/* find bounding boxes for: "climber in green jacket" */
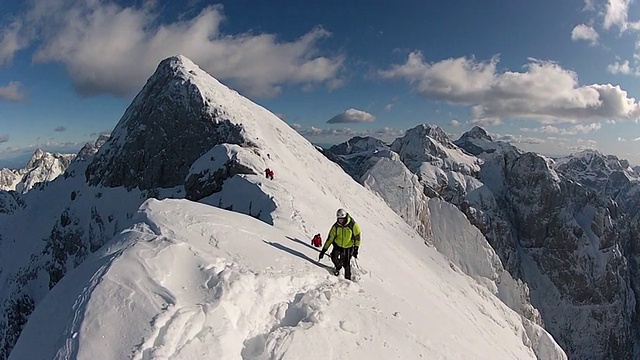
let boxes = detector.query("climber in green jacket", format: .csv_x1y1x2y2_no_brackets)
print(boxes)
319,208,361,280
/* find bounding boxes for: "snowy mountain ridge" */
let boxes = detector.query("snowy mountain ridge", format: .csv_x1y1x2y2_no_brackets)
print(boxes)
1,55,565,359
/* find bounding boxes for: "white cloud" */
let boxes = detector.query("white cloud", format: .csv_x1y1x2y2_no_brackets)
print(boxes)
296,126,403,138
450,119,461,127
520,123,602,135
571,24,600,44
327,108,376,124
2,1,344,98
607,60,636,74
633,137,640,141
0,81,26,102
618,136,627,141
584,0,596,11
496,134,545,145
384,103,394,111
469,117,502,127
0,134,9,144
380,52,640,123
603,0,640,31
0,21,26,65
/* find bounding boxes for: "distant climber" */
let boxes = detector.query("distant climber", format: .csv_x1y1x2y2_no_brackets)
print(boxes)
319,208,361,280
311,233,322,248
264,168,274,180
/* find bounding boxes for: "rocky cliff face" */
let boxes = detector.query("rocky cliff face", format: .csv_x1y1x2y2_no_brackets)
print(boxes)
322,127,543,330
454,127,640,360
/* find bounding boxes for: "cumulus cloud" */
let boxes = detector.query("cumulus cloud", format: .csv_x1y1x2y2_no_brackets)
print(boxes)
327,108,376,123
607,60,640,75
608,60,632,74
54,126,67,132
384,103,394,111
0,82,26,102
450,119,461,127
618,136,627,141
571,24,600,44
1,1,344,98
0,134,9,143
380,51,640,123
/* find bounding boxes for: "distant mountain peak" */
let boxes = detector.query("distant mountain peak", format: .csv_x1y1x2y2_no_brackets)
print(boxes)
460,126,492,142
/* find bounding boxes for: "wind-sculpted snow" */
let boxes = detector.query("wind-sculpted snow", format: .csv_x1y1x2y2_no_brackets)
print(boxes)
10,199,565,360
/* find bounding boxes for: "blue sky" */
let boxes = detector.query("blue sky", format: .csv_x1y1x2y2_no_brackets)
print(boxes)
2,0,640,167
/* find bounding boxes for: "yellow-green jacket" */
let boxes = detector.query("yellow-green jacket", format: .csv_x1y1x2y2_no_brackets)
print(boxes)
322,214,361,251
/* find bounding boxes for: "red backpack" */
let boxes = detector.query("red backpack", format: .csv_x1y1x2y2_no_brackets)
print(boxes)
311,234,322,247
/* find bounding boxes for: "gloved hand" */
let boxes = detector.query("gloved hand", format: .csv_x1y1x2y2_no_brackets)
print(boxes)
319,251,325,260
352,246,359,258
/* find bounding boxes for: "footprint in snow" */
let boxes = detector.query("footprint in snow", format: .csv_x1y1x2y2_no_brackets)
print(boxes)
339,320,358,334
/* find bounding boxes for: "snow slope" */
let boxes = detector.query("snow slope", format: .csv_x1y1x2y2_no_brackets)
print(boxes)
7,55,565,359
12,199,565,359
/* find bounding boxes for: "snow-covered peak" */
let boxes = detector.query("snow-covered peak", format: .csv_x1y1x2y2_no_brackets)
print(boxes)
390,124,481,176
454,127,520,159
460,126,493,142
327,136,388,155
552,149,638,188
0,149,75,193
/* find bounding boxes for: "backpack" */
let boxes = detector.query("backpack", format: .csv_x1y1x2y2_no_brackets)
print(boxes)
311,234,322,247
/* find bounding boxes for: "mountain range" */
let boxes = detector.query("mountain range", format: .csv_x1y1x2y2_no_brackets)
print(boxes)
324,125,640,359
2,54,631,359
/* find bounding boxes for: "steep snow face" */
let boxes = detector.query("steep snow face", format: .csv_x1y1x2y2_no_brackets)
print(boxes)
360,151,433,242
0,149,75,193
428,199,542,325
3,55,566,359
11,199,565,360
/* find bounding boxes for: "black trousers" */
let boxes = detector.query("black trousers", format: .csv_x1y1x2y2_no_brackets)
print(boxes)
331,245,353,279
